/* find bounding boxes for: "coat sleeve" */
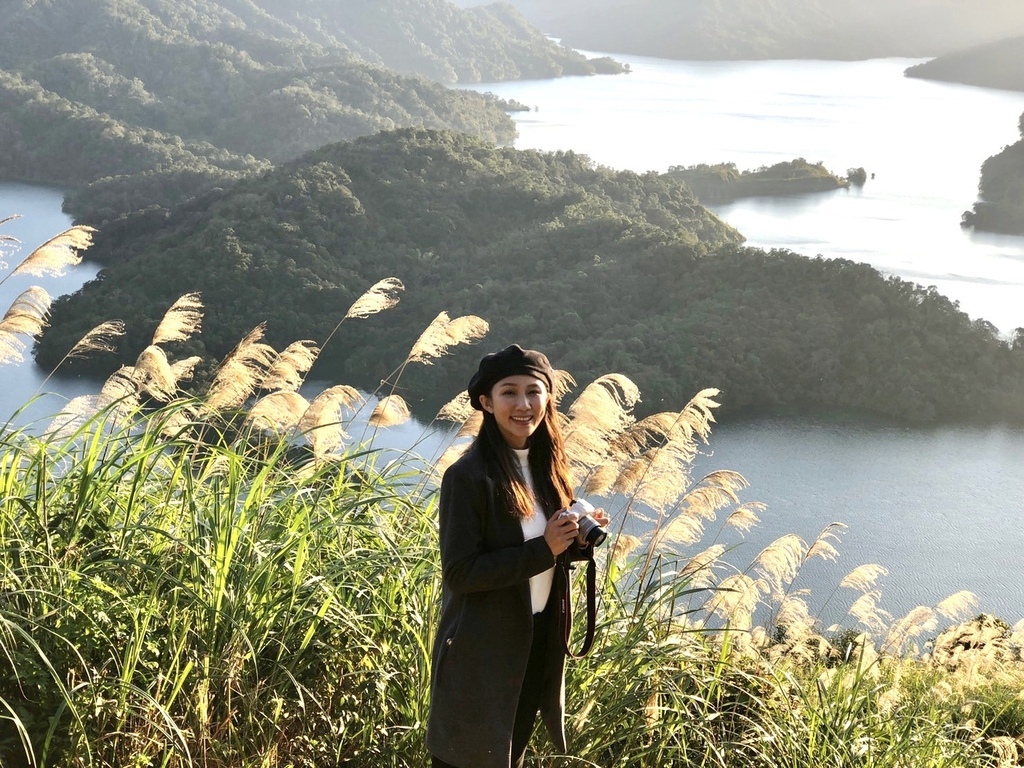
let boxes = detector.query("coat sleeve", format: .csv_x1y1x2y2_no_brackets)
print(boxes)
439,461,555,595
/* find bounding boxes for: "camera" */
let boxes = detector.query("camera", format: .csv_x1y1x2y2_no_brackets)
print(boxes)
563,498,607,547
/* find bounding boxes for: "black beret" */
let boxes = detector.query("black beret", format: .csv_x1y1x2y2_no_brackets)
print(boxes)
467,344,554,410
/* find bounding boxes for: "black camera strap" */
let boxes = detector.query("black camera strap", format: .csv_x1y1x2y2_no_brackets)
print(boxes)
557,553,598,658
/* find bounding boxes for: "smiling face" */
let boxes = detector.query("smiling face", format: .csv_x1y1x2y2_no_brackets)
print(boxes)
478,374,550,449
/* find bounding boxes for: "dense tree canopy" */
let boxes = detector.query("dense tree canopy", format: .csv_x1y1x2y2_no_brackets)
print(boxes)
251,0,623,82
36,129,1024,424
665,160,850,204
0,70,268,191
961,112,1024,235
0,0,622,224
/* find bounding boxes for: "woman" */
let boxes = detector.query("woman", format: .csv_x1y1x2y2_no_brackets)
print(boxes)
426,344,609,768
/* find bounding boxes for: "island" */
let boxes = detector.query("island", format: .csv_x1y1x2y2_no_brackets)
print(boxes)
35,130,1024,426
664,160,856,204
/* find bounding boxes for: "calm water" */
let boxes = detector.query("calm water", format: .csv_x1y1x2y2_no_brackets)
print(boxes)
690,415,1024,625
470,56,1024,335
4,55,1024,623
0,183,100,427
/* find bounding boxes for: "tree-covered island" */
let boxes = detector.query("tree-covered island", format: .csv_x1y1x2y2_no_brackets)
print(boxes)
665,160,854,204
34,129,1024,425
2,0,1022,426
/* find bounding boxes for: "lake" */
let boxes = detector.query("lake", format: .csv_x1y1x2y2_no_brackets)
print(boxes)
3,54,1024,626
0,182,100,427
470,55,1024,336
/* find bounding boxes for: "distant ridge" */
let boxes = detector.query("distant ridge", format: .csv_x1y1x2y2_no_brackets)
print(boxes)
461,0,1024,61
905,35,1024,93
0,0,621,222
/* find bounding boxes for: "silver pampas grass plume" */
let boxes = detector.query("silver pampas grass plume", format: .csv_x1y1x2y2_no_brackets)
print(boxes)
344,277,404,320
5,225,96,283
135,345,179,401
152,292,203,345
67,320,126,359
406,311,489,365
261,340,320,393
205,324,277,411
299,385,364,458
247,391,311,433
368,394,411,428
0,286,51,364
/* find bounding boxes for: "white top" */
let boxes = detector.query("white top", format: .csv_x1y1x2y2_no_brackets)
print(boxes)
513,448,555,613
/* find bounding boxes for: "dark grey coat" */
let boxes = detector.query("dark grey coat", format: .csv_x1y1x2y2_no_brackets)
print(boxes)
426,447,589,768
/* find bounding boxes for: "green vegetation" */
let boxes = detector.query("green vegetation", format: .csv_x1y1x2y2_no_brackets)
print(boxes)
249,0,623,82
34,129,1024,425
3,337,1024,765
0,0,622,226
666,159,851,204
906,35,1024,93
5,225,1024,766
962,112,1024,235
1,0,616,87
490,0,1024,60
0,70,269,204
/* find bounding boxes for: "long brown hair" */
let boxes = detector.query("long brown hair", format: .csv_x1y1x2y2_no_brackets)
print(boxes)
474,395,574,520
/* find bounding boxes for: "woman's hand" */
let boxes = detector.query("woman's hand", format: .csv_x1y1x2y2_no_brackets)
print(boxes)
544,510,580,556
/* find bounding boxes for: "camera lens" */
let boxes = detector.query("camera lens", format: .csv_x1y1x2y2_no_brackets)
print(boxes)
578,515,607,547
569,499,607,547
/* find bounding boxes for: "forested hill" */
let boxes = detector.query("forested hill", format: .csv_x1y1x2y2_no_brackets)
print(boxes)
962,112,1024,236
905,36,1024,93
0,0,619,224
0,0,615,86
248,0,622,82
37,130,1024,425
471,0,1024,61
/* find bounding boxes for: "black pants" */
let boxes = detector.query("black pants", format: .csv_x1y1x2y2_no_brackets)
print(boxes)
432,606,553,768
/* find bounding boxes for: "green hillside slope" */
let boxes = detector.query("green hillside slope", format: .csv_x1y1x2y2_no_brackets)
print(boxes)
251,0,622,81
0,0,621,223
36,130,1024,424
962,112,1024,236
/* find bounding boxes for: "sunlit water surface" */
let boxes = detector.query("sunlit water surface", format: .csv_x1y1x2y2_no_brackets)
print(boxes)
0,183,99,428
468,55,1024,334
